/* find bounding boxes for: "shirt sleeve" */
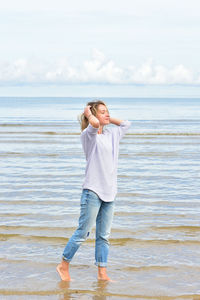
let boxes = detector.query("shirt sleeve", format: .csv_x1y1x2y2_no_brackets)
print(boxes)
80,124,98,160
116,120,131,140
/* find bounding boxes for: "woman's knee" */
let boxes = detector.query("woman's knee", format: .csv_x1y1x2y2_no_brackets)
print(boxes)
96,232,110,243
73,228,91,243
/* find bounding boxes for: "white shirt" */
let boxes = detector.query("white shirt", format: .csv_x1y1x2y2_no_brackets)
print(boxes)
81,120,131,202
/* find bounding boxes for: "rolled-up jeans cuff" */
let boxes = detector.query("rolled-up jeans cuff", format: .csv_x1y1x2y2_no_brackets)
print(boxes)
95,262,107,267
62,255,71,262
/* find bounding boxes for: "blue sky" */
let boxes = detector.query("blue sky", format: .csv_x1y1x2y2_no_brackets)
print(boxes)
0,0,200,97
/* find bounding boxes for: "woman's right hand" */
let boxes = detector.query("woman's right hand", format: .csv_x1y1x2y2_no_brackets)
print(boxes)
84,105,92,119
83,105,99,128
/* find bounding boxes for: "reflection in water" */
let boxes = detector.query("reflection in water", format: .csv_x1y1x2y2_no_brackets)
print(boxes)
58,279,110,300
58,280,71,300
92,280,109,300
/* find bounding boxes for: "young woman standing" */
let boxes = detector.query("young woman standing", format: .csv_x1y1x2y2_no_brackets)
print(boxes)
57,100,131,281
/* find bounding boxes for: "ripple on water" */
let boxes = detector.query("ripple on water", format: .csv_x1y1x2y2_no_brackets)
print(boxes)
1,101,200,298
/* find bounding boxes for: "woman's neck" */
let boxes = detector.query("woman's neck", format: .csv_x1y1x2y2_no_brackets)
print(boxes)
98,125,103,134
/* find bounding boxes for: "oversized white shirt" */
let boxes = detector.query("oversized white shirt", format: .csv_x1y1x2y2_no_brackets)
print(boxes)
81,120,131,202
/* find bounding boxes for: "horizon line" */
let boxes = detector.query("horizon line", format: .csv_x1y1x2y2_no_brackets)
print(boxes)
0,96,200,99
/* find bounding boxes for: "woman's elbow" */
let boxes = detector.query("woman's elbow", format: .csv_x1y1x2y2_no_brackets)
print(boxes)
92,120,100,128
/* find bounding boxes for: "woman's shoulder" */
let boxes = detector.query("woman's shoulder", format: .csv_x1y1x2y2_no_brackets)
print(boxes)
81,124,99,137
103,126,118,137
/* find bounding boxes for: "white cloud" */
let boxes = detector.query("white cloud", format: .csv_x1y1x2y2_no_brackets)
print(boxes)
169,65,193,84
0,49,199,86
80,49,124,84
128,60,194,85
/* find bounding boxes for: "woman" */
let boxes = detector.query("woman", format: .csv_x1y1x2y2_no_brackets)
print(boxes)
57,100,131,281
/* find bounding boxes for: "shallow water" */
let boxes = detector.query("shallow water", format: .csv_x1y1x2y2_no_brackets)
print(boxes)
0,97,200,299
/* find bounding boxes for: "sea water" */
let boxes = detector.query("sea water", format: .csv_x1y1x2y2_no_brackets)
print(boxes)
0,97,200,299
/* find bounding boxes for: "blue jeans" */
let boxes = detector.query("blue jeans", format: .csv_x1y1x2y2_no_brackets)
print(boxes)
62,189,115,267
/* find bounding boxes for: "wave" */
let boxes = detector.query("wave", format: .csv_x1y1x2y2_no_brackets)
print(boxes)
0,131,79,135
0,152,61,157
1,130,200,136
0,152,60,157
0,200,69,205
0,123,74,127
1,224,200,232
126,133,200,136
0,288,199,299
2,257,200,273
1,233,200,246
150,225,200,232
123,265,200,272
0,225,75,232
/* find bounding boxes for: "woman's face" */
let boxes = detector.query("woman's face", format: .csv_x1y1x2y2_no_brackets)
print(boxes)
96,104,110,126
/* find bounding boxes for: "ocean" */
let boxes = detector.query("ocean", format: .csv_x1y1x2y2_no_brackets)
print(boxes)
0,97,200,299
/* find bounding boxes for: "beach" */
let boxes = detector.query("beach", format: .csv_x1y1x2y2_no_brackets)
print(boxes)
0,97,200,299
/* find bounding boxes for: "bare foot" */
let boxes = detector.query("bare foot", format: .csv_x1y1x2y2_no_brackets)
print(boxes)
98,267,112,281
56,260,71,281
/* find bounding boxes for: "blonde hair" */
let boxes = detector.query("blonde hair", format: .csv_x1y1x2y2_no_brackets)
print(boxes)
79,100,108,131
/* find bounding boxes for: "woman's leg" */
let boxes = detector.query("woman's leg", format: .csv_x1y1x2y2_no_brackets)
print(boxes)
95,200,115,280
57,189,101,281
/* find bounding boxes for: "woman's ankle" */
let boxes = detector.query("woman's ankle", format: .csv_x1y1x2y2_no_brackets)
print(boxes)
61,259,70,268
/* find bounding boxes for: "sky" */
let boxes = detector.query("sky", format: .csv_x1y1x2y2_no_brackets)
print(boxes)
0,0,200,97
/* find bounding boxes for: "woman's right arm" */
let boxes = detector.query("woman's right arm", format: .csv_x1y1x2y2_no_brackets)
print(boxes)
81,106,99,159
84,105,99,128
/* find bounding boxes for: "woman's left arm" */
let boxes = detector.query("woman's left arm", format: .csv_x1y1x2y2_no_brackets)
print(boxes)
109,117,131,139
109,117,124,126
